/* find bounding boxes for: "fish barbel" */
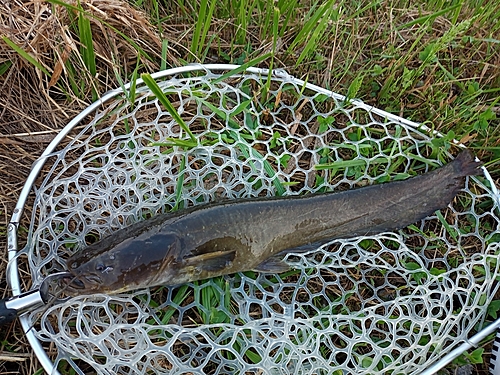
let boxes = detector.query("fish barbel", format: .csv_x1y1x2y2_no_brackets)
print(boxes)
63,150,481,295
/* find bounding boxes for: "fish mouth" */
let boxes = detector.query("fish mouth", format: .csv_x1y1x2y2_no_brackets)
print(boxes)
59,274,102,295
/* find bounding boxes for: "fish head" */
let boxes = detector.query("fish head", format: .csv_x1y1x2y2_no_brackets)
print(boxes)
62,232,181,295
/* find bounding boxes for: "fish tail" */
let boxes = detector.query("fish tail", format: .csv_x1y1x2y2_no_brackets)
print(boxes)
451,149,482,178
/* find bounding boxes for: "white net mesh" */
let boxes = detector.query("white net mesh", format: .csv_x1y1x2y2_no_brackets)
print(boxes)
16,66,500,374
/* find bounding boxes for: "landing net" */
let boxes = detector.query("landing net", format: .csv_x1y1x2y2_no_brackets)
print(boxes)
9,65,500,374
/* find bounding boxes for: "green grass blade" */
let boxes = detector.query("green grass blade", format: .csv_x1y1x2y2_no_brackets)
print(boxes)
112,54,139,114
435,210,459,243
191,0,216,58
173,155,187,211
201,0,217,55
200,33,218,62
232,99,252,116
287,0,336,65
150,138,201,148
1,36,50,75
160,39,168,71
287,2,325,51
191,0,207,57
212,52,272,84
77,3,96,77
64,57,83,98
296,2,335,65
151,0,162,35
397,3,462,29
113,70,131,133
315,156,391,172
129,56,140,106
199,99,240,129
345,74,365,103
236,0,248,44
263,6,280,100
237,142,286,196
141,73,196,142
160,285,191,324
0,60,13,75
277,0,298,37
244,348,262,364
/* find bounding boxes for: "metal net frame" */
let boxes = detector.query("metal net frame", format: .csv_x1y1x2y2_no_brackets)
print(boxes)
6,64,500,375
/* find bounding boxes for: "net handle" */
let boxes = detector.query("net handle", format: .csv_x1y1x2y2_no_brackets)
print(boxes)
491,328,500,374
419,319,500,375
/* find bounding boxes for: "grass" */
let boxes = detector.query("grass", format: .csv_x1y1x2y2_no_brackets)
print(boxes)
0,0,499,374
142,72,196,141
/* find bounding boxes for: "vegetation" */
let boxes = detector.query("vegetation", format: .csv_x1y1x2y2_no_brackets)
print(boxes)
0,0,498,374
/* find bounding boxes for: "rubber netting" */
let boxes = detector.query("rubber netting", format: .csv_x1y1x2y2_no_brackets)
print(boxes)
18,67,500,374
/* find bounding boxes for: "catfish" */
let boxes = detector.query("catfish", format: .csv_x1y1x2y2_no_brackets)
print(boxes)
63,150,481,295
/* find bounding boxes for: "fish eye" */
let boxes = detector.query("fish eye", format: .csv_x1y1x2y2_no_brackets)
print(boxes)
96,263,105,272
71,262,78,269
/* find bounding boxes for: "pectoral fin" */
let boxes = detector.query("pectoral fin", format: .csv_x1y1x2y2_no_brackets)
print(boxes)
253,256,290,273
253,242,327,273
183,250,236,272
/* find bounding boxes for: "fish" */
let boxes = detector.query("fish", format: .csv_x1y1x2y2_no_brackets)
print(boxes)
62,149,482,295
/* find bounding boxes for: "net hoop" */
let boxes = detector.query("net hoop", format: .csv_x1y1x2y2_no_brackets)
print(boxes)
6,64,500,375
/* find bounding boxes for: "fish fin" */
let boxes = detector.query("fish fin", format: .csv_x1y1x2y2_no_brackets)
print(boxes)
286,242,326,254
253,256,290,273
183,250,236,272
453,149,482,177
274,240,335,257
254,241,331,273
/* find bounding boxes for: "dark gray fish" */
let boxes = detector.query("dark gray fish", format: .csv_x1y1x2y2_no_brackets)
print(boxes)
63,150,481,295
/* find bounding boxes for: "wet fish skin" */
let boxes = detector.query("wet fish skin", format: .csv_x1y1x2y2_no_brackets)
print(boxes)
64,150,482,295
